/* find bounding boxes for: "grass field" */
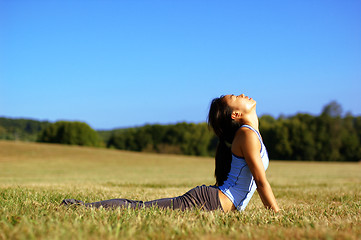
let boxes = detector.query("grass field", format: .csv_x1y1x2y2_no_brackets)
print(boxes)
0,140,360,240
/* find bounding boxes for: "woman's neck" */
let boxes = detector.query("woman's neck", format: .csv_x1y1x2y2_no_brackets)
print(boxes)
242,111,259,131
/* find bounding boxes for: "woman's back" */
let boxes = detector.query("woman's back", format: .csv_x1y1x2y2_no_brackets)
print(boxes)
218,125,269,211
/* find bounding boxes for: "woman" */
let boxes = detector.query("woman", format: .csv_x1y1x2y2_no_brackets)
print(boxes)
62,94,279,213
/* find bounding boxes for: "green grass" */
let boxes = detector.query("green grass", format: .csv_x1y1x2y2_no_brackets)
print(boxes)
0,140,360,240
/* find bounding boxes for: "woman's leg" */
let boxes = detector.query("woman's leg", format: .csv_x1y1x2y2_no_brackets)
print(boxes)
61,197,180,209
84,197,178,209
61,185,223,211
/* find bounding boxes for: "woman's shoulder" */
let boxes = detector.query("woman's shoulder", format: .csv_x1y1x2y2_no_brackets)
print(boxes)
235,125,258,138
233,126,262,151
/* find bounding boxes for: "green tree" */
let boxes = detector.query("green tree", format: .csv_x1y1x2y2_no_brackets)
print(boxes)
180,123,213,156
321,101,343,117
0,117,50,141
315,108,342,161
0,126,6,138
261,117,292,160
287,114,317,160
38,121,101,147
339,114,361,161
106,122,215,156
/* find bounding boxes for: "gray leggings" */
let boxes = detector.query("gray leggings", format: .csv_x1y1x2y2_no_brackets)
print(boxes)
85,185,223,211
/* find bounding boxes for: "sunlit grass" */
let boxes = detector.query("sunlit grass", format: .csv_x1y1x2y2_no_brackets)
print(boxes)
0,140,360,239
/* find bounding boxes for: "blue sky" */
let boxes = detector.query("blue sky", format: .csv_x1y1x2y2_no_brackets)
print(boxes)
1,0,360,130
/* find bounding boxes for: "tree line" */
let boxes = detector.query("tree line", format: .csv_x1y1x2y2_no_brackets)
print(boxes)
1,101,360,161
106,122,215,156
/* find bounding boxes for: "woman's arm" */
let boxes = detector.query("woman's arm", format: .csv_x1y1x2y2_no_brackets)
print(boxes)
235,128,280,212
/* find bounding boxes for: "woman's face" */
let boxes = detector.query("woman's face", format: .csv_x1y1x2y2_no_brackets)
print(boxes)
223,94,256,115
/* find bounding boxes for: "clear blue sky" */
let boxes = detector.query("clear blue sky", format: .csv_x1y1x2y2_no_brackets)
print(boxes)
1,0,360,130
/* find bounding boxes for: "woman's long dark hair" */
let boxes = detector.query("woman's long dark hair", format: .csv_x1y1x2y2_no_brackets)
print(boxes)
208,96,241,186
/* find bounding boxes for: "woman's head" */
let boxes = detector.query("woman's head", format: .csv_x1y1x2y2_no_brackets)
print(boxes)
208,94,255,143
223,94,256,119
208,94,257,186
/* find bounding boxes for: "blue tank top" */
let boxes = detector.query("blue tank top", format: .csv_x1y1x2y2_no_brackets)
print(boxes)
218,124,269,211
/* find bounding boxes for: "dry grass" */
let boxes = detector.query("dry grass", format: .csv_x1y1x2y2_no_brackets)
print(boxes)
0,140,360,239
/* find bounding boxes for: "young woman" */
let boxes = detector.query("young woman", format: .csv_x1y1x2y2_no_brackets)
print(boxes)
62,94,279,213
